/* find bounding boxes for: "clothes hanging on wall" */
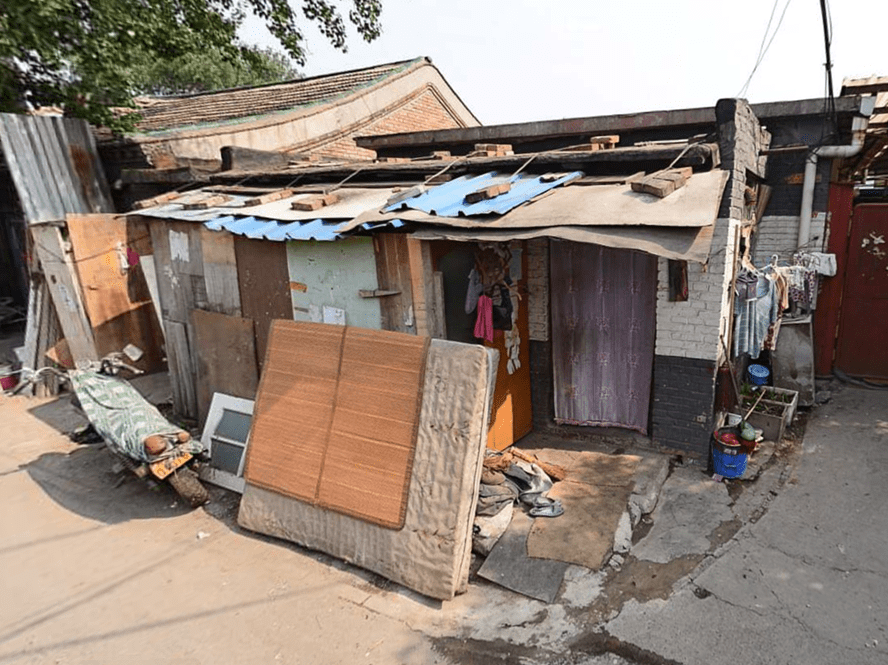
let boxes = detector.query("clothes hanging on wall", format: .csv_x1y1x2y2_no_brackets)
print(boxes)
733,268,780,359
464,268,483,314
474,294,494,342
797,251,837,276
491,283,513,330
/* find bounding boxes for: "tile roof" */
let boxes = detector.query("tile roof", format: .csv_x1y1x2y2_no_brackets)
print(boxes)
132,59,421,134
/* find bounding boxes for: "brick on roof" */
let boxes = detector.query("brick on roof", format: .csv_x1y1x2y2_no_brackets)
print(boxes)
133,59,418,133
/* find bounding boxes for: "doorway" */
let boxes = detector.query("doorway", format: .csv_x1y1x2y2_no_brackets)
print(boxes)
550,242,657,433
432,241,533,450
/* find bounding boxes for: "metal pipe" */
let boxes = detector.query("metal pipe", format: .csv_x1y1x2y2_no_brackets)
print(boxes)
797,102,874,250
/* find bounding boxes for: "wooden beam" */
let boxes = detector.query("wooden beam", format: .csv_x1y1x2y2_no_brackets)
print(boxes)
30,224,98,364
358,289,402,298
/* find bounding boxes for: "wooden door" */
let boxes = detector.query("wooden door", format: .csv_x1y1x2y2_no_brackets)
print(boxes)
433,241,533,450
835,203,888,379
234,237,292,370
550,242,657,433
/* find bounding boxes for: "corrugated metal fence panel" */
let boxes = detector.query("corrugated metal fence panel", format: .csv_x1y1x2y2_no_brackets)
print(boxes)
384,171,583,217
0,113,114,223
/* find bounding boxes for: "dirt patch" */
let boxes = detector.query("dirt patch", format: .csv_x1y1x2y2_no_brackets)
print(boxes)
570,630,683,665
431,636,545,664
707,518,742,548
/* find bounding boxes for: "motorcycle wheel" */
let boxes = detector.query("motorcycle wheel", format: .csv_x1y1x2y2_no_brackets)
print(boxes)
168,466,209,508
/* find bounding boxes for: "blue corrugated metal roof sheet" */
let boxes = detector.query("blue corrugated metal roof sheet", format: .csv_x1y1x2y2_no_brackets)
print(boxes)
383,171,583,217
203,215,403,241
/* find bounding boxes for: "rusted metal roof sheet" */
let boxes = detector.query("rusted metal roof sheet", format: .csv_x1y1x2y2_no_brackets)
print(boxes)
383,171,583,217
0,113,114,224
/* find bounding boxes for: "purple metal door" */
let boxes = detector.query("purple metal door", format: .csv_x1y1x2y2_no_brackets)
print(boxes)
550,242,657,433
835,204,888,379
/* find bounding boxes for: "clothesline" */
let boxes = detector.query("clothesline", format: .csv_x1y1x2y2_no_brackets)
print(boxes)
733,251,834,359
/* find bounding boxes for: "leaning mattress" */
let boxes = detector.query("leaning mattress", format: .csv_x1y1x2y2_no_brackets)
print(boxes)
238,337,498,600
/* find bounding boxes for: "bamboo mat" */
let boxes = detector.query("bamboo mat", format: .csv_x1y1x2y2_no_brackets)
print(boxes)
244,321,429,529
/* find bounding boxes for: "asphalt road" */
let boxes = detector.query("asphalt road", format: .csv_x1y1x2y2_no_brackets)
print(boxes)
1,381,884,665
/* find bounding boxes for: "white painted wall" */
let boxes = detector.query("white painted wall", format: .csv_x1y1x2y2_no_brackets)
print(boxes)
655,218,740,362
753,213,829,265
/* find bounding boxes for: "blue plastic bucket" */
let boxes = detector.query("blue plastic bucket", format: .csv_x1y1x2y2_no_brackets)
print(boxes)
711,430,748,478
747,364,770,386
712,445,748,478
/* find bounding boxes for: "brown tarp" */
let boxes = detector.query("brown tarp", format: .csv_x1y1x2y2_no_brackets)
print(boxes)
243,320,430,530
412,223,715,264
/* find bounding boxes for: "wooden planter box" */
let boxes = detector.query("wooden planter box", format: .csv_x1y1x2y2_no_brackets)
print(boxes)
742,388,798,442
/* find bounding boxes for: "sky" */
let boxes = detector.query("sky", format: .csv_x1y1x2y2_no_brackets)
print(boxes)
238,0,888,126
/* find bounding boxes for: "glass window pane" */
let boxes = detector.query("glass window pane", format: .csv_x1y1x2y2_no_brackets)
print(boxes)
215,409,252,443
211,439,244,474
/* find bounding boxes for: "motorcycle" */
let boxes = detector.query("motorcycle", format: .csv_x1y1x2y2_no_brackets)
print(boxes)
10,348,209,507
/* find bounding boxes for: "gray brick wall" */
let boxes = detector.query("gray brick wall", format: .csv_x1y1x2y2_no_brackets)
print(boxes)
526,238,549,341
651,354,717,458
753,213,829,264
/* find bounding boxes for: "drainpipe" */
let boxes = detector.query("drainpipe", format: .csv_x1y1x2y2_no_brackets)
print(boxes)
797,98,875,250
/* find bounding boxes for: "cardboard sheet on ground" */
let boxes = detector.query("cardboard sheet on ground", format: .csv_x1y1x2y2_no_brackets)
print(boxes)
477,510,568,604
527,452,640,570
238,338,498,600
243,321,429,529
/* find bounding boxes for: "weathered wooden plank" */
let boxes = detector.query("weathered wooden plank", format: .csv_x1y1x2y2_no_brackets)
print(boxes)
200,228,241,316
139,255,165,339
165,320,197,417
234,236,291,369
192,309,258,425
373,234,415,334
432,271,447,340
66,214,165,372
31,223,97,363
406,238,442,338
148,220,182,323
406,237,430,337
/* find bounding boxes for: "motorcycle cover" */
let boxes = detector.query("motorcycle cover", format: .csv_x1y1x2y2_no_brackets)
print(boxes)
68,371,202,463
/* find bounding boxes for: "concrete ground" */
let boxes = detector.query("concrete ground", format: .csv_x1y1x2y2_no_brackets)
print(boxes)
0,382,884,664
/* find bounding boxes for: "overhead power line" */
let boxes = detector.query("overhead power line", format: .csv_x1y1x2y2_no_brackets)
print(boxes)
737,0,794,98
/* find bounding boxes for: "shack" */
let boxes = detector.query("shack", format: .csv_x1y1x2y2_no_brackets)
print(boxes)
130,97,785,461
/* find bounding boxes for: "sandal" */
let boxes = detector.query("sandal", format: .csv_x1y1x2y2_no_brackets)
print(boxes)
529,501,564,518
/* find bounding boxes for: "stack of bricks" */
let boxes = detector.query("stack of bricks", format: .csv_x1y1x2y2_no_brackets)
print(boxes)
472,143,514,157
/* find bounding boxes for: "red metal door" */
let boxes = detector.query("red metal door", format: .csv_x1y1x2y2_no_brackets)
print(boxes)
835,203,888,379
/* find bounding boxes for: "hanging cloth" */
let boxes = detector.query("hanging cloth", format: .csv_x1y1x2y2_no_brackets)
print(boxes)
474,294,494,342
464,268,483,314
491,284,514,330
